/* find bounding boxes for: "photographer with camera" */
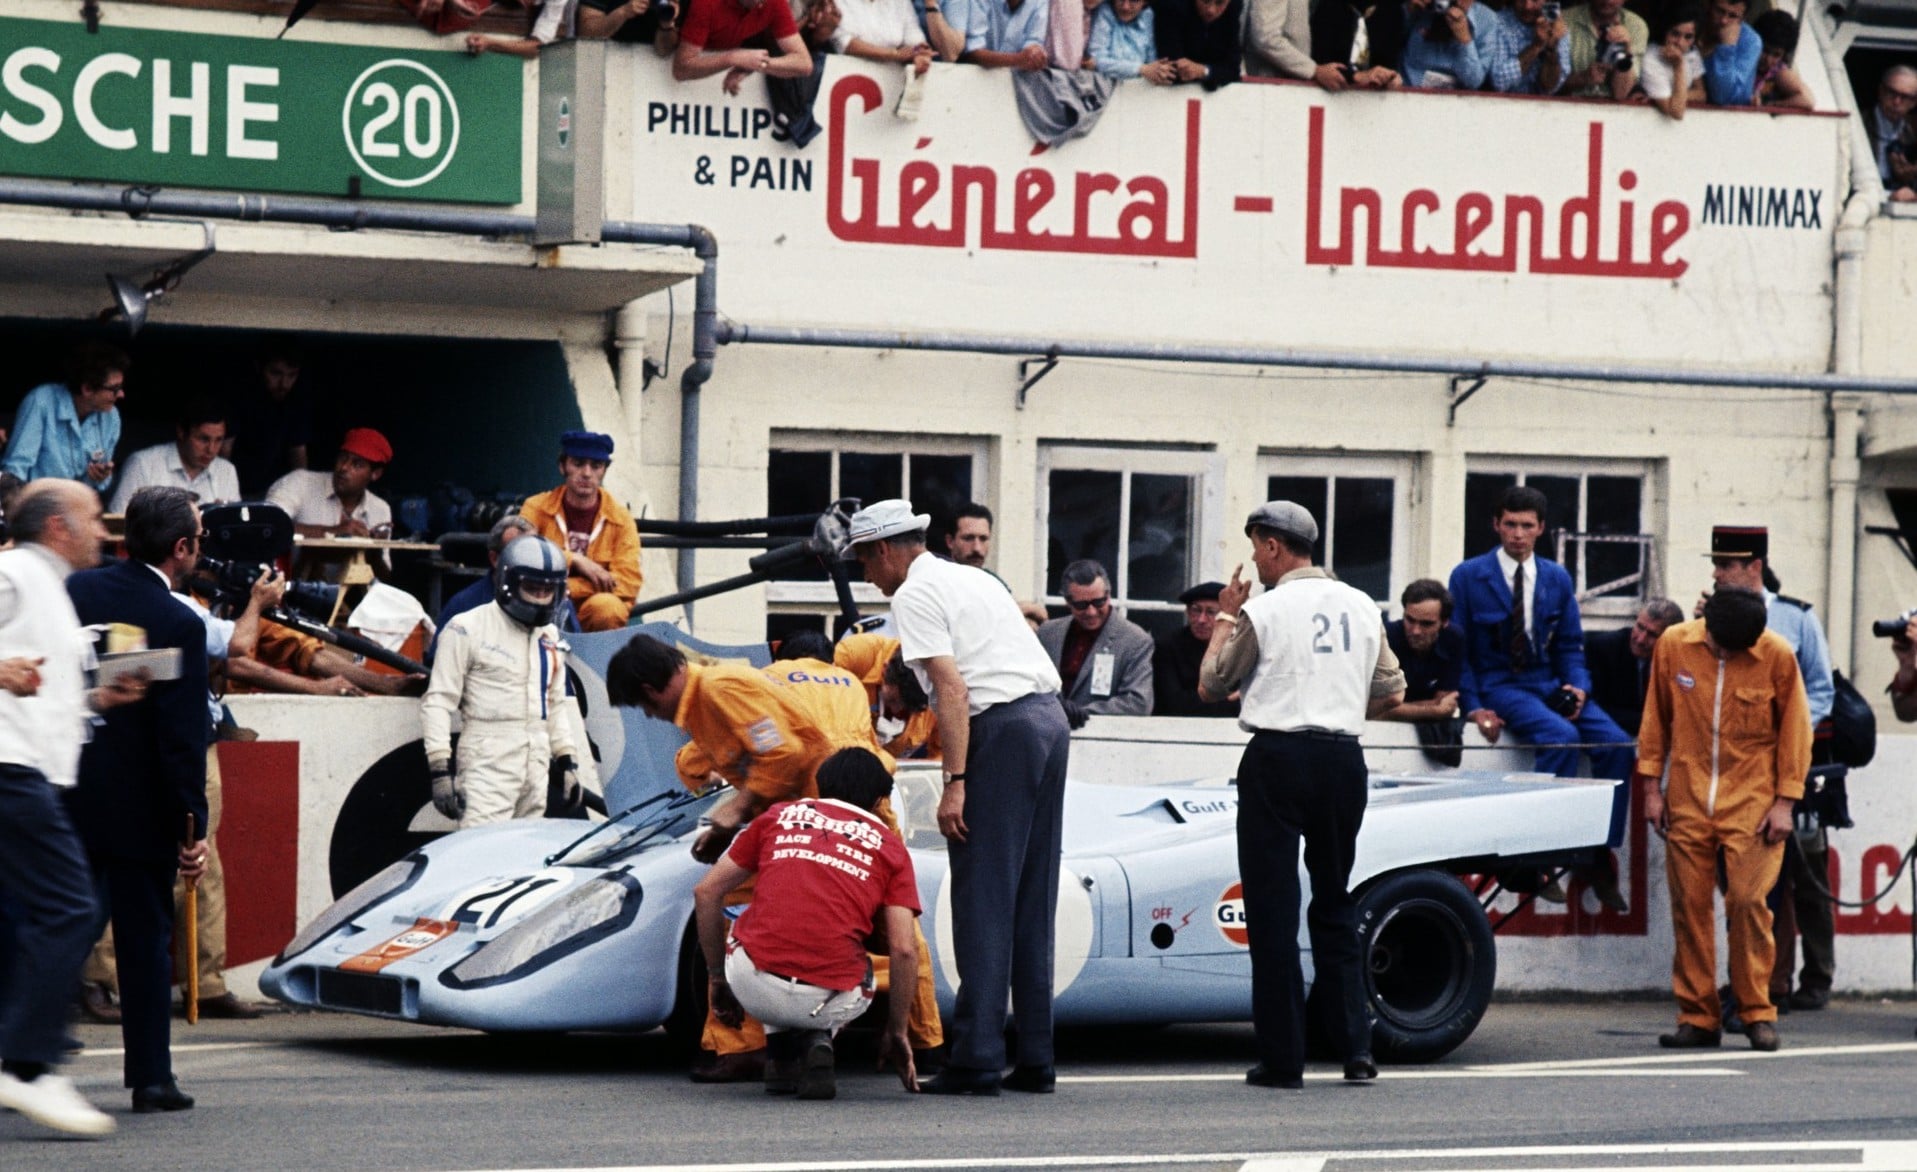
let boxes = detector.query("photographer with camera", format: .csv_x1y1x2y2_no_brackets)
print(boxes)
1485,0,1569,94
1564,0,1642,99
1885,613,1917,724
1401,0,1494,90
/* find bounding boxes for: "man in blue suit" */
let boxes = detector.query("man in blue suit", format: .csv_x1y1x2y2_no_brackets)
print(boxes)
1449,485,1634,905
65,486,211,1114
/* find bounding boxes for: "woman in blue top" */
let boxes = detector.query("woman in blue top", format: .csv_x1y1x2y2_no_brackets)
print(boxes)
1698,0,1759,105
1089,0,1173,80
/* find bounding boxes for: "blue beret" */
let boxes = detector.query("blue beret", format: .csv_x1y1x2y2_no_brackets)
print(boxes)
560,430,614,461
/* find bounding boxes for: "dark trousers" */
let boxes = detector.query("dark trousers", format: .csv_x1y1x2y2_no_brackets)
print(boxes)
0,765,99,1067
90,859,179,1088
946,692,1071,1073
1770,831,1835,1001
1483,681,1635,846
1236,730,1370,1080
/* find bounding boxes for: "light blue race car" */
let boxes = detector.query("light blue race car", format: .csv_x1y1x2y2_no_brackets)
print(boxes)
263,624,1619,1063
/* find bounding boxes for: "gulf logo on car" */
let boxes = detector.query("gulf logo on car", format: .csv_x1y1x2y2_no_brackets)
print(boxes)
1216,883,1249,947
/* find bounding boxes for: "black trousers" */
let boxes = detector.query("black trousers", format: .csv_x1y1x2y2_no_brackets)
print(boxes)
1235,730,1370,1079
90,858,179,1088
0,765,99,1068
946,692,1072,1073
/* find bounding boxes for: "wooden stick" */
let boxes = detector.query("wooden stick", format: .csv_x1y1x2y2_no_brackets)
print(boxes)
184,814,199,1026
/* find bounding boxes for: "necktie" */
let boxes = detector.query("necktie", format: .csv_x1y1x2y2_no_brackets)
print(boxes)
1508,562,1530,669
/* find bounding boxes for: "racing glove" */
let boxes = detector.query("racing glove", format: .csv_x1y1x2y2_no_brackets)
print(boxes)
552,754,582,813
1059,698,1089,730
429,757,464,820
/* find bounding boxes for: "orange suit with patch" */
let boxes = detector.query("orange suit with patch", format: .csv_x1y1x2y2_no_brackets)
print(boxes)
1637,620,1811,1031
518,486,642,631
833,632,941,760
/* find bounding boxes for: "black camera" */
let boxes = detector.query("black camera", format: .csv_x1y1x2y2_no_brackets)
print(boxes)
1544,686,1581,717
1870,608,1917,638
1600,40,1632,70
193,502,335,622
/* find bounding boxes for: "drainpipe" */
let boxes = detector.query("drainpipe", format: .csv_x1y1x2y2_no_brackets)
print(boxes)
1828,396,1865,675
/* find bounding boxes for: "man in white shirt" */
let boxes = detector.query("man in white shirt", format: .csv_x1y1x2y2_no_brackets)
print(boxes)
109,397,241,514
265,428,394,540
0,481,147,1137
847,498,1069,1096
1199,500,1403,1090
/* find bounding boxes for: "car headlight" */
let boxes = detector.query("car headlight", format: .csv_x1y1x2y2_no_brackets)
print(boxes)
276,855,426,965
440,872,642,989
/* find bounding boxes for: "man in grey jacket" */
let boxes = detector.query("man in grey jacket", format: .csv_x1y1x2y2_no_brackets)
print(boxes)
1037,559,1154,721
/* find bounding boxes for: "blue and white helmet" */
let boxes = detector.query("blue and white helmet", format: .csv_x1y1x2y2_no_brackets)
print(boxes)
496,535,568,628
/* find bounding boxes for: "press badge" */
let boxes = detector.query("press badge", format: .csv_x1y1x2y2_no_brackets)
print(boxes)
1089,651,1116,697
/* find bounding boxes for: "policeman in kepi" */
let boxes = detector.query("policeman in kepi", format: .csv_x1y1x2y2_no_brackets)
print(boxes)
422,535,581,827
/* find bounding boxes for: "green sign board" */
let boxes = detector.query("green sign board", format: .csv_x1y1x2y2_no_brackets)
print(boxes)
0,18,522,204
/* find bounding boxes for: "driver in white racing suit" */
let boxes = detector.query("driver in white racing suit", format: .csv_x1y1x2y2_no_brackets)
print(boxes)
422,535,580,827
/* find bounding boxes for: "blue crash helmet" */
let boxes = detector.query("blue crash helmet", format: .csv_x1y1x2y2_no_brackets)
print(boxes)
496,535,569,628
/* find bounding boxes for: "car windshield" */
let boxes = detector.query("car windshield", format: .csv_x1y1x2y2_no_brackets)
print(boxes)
893,765,948,852
545,787,721,868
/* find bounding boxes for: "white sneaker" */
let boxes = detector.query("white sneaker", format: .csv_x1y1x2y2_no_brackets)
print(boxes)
0,1071,116,1137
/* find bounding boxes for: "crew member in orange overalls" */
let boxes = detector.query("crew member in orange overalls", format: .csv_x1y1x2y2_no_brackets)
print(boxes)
606,634,832,1083
1638,587,1810,1054
834,631,941,760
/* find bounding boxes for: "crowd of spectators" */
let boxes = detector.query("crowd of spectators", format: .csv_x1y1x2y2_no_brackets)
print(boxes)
452,0,1844,117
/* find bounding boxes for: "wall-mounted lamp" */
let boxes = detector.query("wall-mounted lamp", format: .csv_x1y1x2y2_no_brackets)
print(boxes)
100,222,217,336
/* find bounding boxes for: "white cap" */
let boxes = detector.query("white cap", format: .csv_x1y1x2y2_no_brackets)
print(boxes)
844,498,932,548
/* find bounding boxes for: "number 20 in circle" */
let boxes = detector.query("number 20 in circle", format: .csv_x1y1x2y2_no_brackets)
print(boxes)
342,60,463,189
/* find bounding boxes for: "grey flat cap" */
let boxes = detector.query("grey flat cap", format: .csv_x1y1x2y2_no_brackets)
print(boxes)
1245,500,1320,544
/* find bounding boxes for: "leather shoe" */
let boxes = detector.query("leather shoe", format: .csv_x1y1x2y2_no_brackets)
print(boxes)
688,1048,767,1083
1245,1064,1303,1089
1657,1023,1722,1049
918,1067,1002,1096
194,992,262,1020
913,1043,948,1076
1746,1021,1780,1052
1343,1054,1378,1083
1788,988,1830,1011
131,1078,194,1113
79,982,120,1025
1003,1064,1055,1093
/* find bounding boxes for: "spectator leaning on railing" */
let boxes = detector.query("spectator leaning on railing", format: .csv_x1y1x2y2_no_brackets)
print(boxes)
1484,0,1569,95
1564,0,1644,99
1310,0,1405,89
1638,4,1705,119
1401,0,1494,91
1245,0,1348,90
673,0,814,95
946,0,1052,70
1699,0,1759,105
1090,0,1169,81
1152,0,1243,89
1868,65,1917,202
832,0,936,71
1047,0,1099,70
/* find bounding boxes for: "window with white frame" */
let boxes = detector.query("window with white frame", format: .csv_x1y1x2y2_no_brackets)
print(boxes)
764,433,987,640
1259,454,1414,606
1037,445,1223,637
1463,460,1656,616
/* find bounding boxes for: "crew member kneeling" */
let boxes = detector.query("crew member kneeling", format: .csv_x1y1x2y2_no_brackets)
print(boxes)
421,536,581,827
693,748,922,1100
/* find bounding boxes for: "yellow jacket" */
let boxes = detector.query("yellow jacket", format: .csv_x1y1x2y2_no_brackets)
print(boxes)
833,633,941,761
519,486,642,606
670,662,833,801
764,657,894,770
1637,620,1812,829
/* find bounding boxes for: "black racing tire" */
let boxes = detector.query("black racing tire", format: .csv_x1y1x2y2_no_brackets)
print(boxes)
662,919,708,1055
1355,869,1496,1064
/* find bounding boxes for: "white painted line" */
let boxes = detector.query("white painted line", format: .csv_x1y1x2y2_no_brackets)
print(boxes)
71,1041,273,1060
1471,1039,1917,1073
1061,1068,1743,1084
462,1156,1269,1172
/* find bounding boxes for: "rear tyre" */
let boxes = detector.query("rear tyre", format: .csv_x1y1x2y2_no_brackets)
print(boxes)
662,920,708,1055
1355,869,1496,1063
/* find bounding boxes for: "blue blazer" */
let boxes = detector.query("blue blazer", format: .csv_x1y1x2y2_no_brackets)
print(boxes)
66,557,210,864
1447,549,1591,714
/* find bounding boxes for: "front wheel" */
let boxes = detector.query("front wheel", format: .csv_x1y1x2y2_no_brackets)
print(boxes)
1355,869,1496,1063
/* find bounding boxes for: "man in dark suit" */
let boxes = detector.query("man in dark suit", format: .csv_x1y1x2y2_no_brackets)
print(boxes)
65,485,210,1114
1449,485,1636,859
1585,599,1684,739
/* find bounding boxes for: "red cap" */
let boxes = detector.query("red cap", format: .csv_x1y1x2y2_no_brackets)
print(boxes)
339,428,393,466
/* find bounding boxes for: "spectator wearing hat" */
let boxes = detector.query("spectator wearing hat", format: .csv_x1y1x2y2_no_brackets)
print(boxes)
1198,500,1403,1089
845,498,1068,1096
1037,559,1155,722
518,431,642,633
265,428,393,541
1695,524,1834,1015
1379,578,1464,724
1151,581,1239,717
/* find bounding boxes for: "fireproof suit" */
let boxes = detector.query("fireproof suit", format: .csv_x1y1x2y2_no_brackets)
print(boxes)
669,662,837,1056
421,601,574,828
833,632,941,760
1637,619,1810,1031
760,656,944,1052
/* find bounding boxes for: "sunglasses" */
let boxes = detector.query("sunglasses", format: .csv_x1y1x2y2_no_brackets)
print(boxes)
1067,595,1111,611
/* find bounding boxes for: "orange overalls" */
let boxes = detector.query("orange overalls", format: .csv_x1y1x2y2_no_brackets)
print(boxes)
833,632,942,761
1637,621,1811,1031
519,486,642,631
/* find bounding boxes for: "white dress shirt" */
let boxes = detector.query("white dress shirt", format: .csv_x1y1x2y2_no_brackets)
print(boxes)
891,551,1060,715
109,442,241,513
265,469,392,532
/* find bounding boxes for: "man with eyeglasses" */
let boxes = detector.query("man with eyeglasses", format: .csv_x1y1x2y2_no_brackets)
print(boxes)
1036,559,1155,723
3,343,128,496
1870,64,1917,202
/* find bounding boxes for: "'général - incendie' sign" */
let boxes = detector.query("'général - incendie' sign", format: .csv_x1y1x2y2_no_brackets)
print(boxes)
0,17,521,204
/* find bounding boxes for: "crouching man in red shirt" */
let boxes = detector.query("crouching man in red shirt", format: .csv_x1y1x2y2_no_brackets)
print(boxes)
694,747,922,1099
